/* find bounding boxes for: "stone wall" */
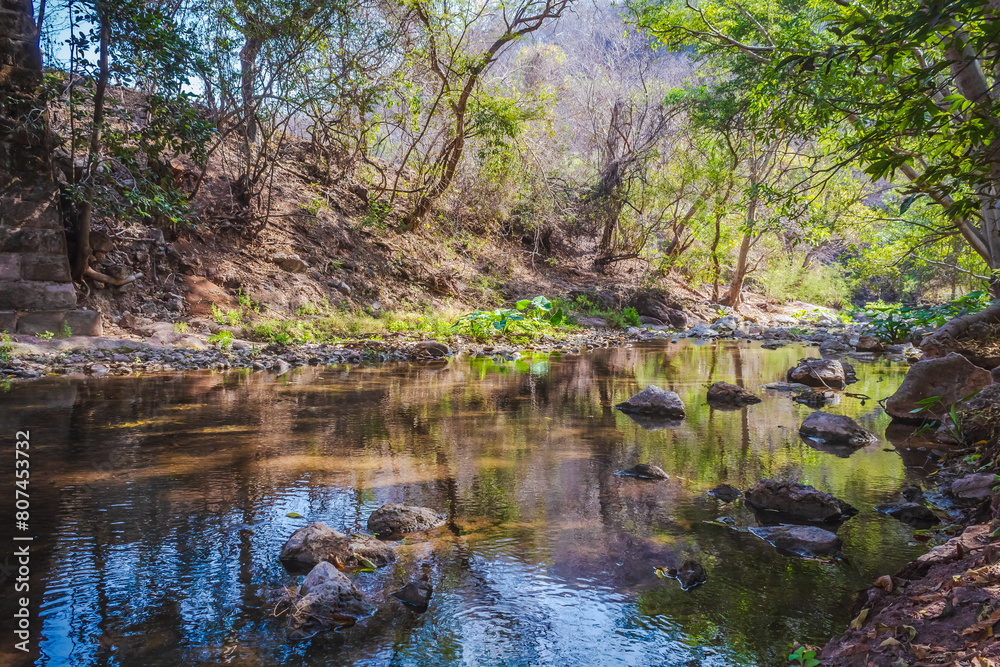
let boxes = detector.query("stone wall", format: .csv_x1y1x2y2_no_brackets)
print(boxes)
0,0,101,335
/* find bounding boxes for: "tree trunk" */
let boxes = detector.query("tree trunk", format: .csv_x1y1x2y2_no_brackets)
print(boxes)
726,197,757,308
710,213,722,302
921,299,1000,358
71,10,109,281
239,33,261,143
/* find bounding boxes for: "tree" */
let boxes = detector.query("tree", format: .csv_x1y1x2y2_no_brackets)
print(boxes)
629,0,1000,295
390,0,572,229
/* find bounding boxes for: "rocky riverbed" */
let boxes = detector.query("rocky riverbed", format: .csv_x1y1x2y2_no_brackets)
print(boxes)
0,307,923,382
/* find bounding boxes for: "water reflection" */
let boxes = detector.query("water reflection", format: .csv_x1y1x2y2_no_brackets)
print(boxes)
0,341,929,666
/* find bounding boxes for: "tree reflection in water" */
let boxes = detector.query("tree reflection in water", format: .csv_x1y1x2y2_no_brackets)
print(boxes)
0,341,930,666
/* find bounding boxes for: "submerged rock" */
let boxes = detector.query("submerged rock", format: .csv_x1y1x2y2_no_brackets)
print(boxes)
391,580,433,612
749,525,842,558
706,381,761,407
786,359,846,389
615,386,686,417
286,561,374,637
798,411,877,451
367,504,445,535
885,353,993,421
744,479,858,523
876,502,939,528
662,559,706,590
279,522,396,572
707,484,742,502
619,464,669,480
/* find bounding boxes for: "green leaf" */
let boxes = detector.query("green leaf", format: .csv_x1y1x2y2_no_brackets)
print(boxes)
286,512,304,519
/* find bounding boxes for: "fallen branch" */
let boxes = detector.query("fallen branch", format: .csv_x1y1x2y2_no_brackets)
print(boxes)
83,266,141,287
921,300,1000,358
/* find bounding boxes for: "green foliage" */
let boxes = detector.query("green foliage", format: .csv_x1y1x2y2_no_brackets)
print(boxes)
38,331,55,341
451,296,565,342
0,333,12,364
172,322,189,334
856,291,991,342
606,307,642,329
758,259,850,308
787,646,820,667
362,202,392,230
212,304,244,327
58,322,72,339
208,330,233,350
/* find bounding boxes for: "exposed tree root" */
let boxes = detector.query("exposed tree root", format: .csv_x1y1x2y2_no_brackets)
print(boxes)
921,301,1000,359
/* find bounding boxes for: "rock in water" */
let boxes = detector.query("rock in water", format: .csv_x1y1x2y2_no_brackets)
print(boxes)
786,359,846,389
744,479,858,523
856,335,884,353
876,502,939,528
663,559,706,590
279,522,396,572
706,382,762,407
414,340,450,358
707,484,742,502
286,561,373,637
615,386,686,417
367,504,445,535
619,464,669,480
885,353,993,421
280,522,347,571
950,473,998,500
749,525,842,558
798,411,877,450
392,580,433,612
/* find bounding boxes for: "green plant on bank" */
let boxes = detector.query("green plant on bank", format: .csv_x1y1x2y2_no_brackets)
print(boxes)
606,306,642,329
787,646,820,667
362,201,392,229
559,295,646,329
0,333,12,364
37,331,54,341
173,322,189,334
208,330,233,350
451,296,566,342
58,322,72,339
910,391,980,441
212,304,244,327
237,290,261,313
855,291,992,342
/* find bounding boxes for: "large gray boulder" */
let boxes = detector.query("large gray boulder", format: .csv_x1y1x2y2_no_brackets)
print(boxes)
367,504,445,535
744,479,857,523
885,353,993,420
279,522,396,572
615,386,686,417
286,561,374,636
706,381,761,407
749,525,843,558
798,411,877,450
631,291,687,328
786,359,847,389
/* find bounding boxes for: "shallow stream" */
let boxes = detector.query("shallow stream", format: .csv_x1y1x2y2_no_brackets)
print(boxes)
0,341,931,666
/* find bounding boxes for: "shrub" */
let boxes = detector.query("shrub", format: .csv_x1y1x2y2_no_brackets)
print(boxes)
855,291,991,342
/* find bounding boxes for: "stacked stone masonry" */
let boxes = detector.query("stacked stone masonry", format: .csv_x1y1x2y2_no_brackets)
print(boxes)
0,0,101,335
